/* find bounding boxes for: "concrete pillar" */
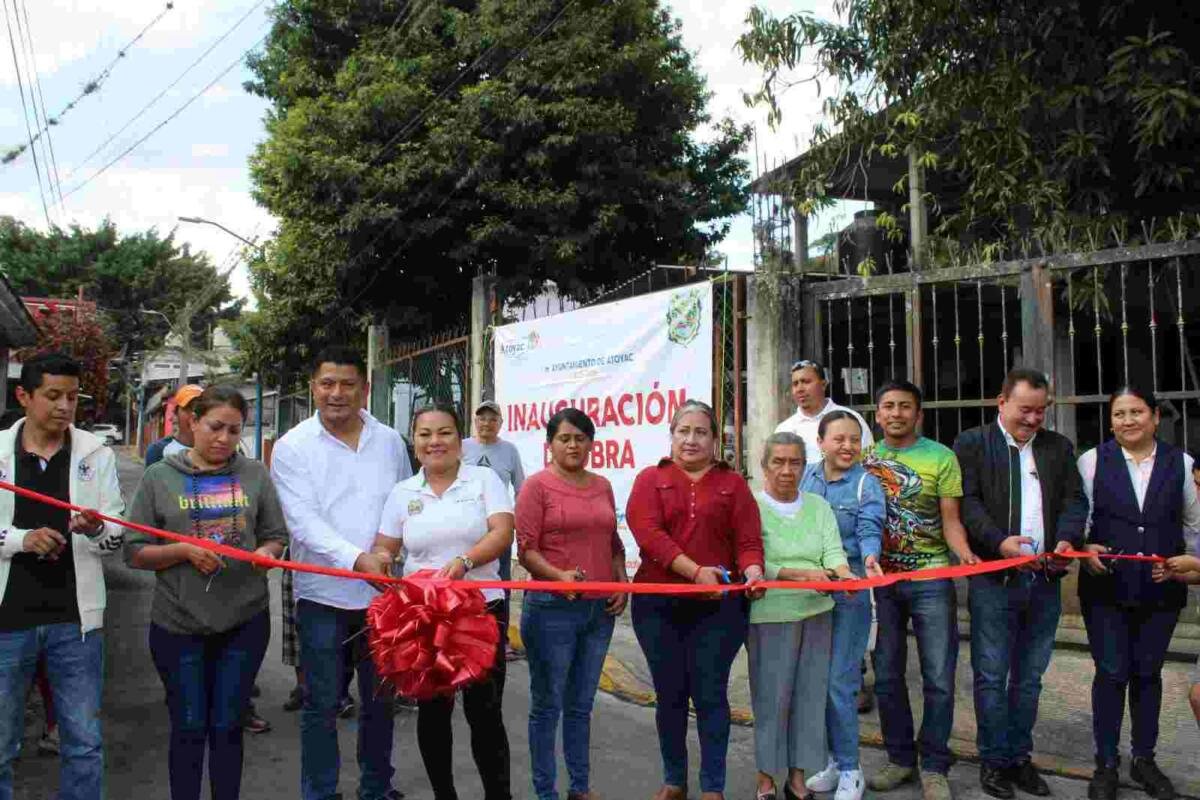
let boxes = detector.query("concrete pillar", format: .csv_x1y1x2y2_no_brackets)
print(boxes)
747,270,802,487
907,145,928,269
366,322,390,422
794,212,809,272
470,274,498,414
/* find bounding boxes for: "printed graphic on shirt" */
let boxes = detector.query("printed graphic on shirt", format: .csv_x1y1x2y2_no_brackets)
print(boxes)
864,439,961,573
179,474,248,547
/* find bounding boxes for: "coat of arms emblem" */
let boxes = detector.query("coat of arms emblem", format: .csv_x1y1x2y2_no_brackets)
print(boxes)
666,289,703,346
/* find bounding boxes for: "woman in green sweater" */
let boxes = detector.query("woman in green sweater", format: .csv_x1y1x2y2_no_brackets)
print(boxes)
750,432,854,800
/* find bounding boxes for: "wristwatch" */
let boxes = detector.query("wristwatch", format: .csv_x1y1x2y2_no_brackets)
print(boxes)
456,554,475,572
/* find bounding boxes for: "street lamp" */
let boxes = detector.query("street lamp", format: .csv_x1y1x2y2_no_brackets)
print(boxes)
177,216,267,460
178,216,264,251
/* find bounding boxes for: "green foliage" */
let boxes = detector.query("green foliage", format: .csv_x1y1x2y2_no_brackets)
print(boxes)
737,1,1200,252
0,216,242,357
239,0,752,371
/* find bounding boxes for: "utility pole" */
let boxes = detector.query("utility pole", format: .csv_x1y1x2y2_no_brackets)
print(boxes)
178,216,268,458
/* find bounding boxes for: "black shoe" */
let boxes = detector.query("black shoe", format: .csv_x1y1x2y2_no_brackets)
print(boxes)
1009,761,1051,797
981,765,1015,799
1089,767,1119,800
783,783,814,800
384,790,405,799
337,695,357,719
1129,757,1174,800
283,686,305,712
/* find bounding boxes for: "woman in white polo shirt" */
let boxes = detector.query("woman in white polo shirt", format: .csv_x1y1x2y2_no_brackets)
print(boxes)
373,403,515,800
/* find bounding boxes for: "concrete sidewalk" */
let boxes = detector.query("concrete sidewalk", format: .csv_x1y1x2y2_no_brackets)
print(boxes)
508,590,1200,799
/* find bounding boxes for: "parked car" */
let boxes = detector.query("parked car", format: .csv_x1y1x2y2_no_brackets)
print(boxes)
91,424,123,445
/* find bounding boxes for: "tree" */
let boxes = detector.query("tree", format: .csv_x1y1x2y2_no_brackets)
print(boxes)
0,216,243,357
238,0,751,371
15,302,115,420
737,1,1200,255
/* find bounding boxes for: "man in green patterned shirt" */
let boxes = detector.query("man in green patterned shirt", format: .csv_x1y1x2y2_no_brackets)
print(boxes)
863,380,978,800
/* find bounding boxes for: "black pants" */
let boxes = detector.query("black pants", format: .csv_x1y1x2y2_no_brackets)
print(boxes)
417,601,510,800
1082,602,1180,766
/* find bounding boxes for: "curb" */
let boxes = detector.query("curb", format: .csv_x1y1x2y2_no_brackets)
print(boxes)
503,624,1118,790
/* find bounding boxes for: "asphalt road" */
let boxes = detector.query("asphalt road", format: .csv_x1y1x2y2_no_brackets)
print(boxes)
10,454,1152,800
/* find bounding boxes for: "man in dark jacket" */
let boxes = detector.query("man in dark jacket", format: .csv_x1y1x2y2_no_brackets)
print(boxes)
953,368,1088,800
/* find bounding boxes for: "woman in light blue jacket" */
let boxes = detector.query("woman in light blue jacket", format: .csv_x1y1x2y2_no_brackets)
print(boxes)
799,410,886,800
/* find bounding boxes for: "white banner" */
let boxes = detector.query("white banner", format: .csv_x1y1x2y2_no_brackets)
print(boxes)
494,284,713,564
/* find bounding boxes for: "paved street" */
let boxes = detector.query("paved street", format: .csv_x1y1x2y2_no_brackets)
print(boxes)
10,453,1199,799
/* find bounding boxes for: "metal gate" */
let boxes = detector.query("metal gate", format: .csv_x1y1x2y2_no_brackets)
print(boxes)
801,238,1200,453
383,328,471,435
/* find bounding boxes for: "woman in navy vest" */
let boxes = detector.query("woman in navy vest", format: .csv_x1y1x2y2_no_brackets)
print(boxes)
1076,386,1200,800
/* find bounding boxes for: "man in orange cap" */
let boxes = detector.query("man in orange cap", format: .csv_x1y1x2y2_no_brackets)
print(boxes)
144,383,203,467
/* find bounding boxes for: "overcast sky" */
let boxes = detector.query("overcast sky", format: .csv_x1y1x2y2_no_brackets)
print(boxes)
0,0,847,304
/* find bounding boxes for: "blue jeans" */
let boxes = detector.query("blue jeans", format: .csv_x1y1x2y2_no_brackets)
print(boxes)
149,611,269,800
872,578,958,774
298,600,395,800
521,593,616,800
1081,603,1180,766
827,583,873,770
969,573,1061,768
0,623,103,800
632,593,748,794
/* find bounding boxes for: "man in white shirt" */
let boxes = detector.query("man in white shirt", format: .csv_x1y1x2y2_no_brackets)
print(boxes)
776,359,876,715
271,347,411,800
775,359,874,464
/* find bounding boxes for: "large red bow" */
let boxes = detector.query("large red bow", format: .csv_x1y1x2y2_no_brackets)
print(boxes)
366,570,500,701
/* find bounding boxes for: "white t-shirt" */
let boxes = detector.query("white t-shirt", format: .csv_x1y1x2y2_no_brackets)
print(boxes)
775,399,874,465
757,490,805,518
378,463,514,602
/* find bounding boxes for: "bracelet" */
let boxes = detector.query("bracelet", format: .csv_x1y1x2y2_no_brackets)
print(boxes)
690,563,703,582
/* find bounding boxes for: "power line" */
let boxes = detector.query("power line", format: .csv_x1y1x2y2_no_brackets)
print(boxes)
61,28,271,201
16,0,63,210
1,1,177,168
64,0,268,183
1,0,50,226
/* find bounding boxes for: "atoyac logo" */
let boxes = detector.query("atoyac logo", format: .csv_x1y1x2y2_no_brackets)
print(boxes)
666,289,704,347
499,330,541,361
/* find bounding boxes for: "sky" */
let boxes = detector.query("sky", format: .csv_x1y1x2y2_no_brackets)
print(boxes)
0,0,850,305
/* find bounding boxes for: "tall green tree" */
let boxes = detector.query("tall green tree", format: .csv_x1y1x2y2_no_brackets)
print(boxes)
737,0,1200,254
239,0,751,371
0,216,243,356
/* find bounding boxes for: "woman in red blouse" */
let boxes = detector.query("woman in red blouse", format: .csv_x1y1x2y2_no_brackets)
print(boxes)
517,408,629,800
626,399,765,800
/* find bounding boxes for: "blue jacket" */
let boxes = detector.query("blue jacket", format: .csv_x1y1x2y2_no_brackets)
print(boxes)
800,461,885,569
144,436,174,467
1080,438,1188,609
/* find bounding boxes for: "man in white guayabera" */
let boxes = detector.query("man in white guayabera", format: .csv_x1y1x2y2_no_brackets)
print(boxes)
270,346,411,800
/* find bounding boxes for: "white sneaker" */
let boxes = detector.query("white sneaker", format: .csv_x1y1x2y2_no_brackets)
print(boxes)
807,759,840,793
835,769,865,800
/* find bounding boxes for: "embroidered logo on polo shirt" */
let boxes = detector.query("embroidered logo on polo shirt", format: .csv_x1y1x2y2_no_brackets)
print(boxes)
407,498,424,516
78,462,94,482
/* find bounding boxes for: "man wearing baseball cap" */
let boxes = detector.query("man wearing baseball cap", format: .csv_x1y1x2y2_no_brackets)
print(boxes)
144,383,203,467
464,400,526,660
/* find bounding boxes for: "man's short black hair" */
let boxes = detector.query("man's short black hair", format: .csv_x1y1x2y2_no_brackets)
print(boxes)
875,379,923,409
311,346,367,379
1001,367,1050,398
19,352,82,393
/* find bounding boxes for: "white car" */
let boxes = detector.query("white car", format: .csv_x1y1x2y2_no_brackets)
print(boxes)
91,424,123,445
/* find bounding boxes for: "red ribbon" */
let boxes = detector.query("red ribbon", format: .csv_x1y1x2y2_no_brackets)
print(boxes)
0,479,1167,596
2,479,1173,698
366,570,500,700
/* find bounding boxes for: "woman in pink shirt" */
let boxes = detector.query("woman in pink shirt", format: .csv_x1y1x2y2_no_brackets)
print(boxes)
517,407,629,800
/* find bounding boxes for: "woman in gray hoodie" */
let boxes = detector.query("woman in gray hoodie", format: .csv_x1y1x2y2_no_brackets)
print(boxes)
124,385,289,800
